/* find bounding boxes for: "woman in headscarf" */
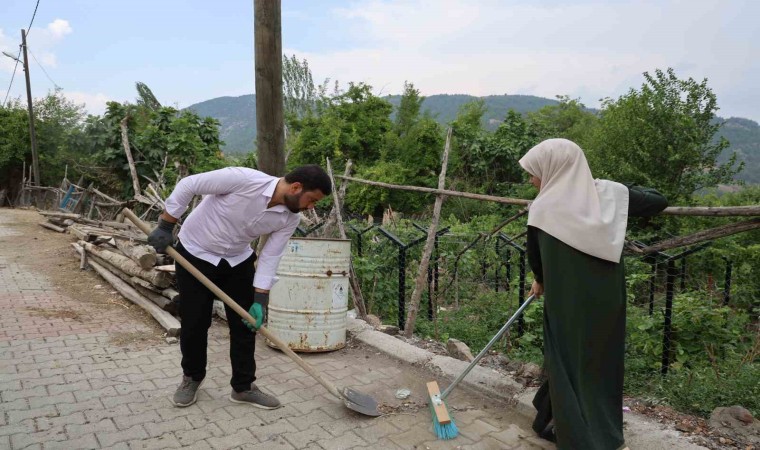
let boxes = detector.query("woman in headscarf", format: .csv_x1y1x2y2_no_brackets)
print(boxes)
519,138,668,449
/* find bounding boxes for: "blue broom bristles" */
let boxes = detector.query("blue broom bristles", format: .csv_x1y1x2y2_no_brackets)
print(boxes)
430,401,459,440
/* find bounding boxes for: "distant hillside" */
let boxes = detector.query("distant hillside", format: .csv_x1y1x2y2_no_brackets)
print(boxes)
383,93,559,128
716,117,760,184
188,95,257,153
187,94,759,183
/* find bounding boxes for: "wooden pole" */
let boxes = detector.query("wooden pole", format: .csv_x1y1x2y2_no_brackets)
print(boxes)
120,117,141,195
20,29,40,187
254,0,285,176
336,176,760,217
632,219,760,255
337,176,530,206
404,128,452,337
326,158,369,321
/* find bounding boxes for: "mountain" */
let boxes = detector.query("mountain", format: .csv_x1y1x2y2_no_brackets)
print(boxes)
716,117,760,184
186,94,759,183
187,95,257,153
383,93,560,128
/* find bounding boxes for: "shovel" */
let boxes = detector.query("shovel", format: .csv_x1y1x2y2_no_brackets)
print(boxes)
122,208,381,417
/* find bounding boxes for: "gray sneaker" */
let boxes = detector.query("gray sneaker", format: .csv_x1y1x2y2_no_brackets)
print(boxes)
172,376,204,407
229,385,281,409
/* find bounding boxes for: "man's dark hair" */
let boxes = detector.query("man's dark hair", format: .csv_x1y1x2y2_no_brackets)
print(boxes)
285,165,332,196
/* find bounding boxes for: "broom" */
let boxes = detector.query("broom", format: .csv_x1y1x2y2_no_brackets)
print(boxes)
427,294,537,440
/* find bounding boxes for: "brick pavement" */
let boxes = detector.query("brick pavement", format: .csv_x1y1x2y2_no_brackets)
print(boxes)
0,209,544,449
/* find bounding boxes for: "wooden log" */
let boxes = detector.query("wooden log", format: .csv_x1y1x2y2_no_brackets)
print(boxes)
68,224,92,241
47,217,66,226
115,239,157,270
80,241,172,288
405,128,452,338
660,205,760,217
79,246,87,270
633,218,760,255
337,175,531,206
39,211,81,220
89,259,179,336
130,276,164,294
336,176,760,217
154,265,175,272
92,188,122,204
39,222,66,233
162,288,180,302
132,283,173,312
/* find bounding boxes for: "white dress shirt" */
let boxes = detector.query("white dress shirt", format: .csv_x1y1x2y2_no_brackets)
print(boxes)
164,167,301,290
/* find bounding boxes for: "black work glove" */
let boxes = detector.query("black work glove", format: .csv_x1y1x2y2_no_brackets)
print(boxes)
147,217,176,253
243,291,269,331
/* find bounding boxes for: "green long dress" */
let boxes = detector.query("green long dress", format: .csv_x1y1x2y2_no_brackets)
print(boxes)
528,185,667,450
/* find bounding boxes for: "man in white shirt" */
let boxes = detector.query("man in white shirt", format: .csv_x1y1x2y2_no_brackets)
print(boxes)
147,165,331,409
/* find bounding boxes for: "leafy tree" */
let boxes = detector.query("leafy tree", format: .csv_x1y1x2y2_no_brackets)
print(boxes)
289,83,393,168
394,81,423,137
282,55,318,123
32,88,87,186
0,100,30,195
135,82,162,111
527,95,598,146
450,102,535,196
588,68,741,202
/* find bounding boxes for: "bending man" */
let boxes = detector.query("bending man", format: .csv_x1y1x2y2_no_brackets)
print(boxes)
147,165,331,409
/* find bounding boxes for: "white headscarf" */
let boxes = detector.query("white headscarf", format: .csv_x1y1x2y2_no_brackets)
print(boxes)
519,138,629,263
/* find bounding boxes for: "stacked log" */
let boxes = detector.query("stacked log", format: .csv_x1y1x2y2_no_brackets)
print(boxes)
40,208,182,336
71,237,180,336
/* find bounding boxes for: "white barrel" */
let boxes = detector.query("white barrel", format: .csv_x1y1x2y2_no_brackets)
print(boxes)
266,238,351,352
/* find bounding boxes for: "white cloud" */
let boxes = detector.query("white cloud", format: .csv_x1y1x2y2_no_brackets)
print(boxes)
47,19,72,39
64,91,111,116
0,28,21,73
290,0,759,118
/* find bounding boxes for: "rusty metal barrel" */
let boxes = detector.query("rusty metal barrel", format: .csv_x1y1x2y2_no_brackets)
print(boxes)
266,237,351,352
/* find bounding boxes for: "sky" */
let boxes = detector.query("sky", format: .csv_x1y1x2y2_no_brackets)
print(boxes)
1,0,758,121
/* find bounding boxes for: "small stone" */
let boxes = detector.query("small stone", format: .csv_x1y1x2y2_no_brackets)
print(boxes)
166,337,178,344
447,338,475,362
365,314,382,328
728,405,754,424
675,421,695,432
378,325,399,335
517,362,542,380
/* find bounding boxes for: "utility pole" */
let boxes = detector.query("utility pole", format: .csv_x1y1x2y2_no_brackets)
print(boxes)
254,0,285,176
21,29,40,186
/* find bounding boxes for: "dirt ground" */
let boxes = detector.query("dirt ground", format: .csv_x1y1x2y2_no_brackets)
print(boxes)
1,207,167,349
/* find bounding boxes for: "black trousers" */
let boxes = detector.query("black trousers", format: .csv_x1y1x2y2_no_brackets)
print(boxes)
174,241,257,393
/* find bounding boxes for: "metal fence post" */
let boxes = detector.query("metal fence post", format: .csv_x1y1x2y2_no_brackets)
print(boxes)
661,258,676,375
723,257,732,306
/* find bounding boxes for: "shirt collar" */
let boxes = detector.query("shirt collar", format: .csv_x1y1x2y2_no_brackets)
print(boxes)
263,177,280,199
263,177,292,213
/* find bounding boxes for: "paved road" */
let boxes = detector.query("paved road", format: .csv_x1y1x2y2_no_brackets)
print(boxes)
0,209,547,449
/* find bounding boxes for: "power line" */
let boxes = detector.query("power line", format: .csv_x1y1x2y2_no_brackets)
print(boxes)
2,49,22,107
28,48,60,90
26,0,42,37
2,0,43,106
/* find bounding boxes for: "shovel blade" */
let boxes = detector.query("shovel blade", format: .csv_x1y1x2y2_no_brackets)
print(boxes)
342,387,381,417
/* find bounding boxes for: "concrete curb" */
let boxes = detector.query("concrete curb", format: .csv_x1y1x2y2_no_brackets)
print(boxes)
347,316,707,449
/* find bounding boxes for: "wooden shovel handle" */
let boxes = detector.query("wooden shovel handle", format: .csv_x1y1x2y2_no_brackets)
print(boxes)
122,208,343,400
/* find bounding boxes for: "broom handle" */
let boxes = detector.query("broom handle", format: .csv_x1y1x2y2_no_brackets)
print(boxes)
441,294,536,400
122,209,343,400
